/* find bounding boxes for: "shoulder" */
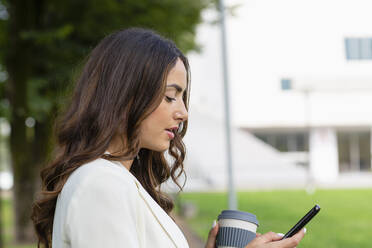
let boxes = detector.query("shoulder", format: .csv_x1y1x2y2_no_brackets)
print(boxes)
58,159,142,242
60,158,138,204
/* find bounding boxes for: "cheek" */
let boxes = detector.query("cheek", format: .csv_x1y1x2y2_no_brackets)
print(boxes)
141,103,169,133
149,102,170,122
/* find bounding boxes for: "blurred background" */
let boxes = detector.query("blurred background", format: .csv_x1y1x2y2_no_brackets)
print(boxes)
1,0,372,247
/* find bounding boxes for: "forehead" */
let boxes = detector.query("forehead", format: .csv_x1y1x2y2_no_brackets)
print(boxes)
166,59,187,90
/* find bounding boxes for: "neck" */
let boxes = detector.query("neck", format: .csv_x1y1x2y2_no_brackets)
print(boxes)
120,159,134,171
106,147,136,171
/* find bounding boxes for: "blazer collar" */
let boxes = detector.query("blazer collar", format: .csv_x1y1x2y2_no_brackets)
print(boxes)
103,151,189,248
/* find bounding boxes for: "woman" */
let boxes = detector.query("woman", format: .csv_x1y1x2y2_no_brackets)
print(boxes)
31,28,305,248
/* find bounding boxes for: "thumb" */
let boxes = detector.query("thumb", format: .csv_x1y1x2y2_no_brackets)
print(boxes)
205,220,219,248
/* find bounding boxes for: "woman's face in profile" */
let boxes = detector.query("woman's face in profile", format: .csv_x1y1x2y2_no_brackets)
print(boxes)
139,58,188,152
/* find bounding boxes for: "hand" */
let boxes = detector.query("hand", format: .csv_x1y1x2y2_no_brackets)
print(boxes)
205,220,219,248
205,220,305,248
245,229,306,248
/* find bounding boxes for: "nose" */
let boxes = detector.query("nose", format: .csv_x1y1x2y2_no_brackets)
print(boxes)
174,101,188,122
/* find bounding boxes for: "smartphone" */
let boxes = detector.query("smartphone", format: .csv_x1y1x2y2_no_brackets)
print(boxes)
282,204,321,239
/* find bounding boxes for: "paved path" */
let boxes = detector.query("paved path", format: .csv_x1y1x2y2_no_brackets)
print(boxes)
171,213,205,248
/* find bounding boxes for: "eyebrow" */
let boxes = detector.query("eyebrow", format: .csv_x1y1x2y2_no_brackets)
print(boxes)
166,84,184,93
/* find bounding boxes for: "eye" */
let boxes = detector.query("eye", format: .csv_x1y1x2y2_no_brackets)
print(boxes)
165,96,176,102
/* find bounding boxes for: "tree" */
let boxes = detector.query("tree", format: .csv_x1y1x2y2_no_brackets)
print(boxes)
0,0,214,243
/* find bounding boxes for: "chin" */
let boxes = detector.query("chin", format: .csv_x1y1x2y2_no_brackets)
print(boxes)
146,143,170,152
156,144,170,152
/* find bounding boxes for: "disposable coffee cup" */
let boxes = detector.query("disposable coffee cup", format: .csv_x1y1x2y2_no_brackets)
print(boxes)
216,210,259,248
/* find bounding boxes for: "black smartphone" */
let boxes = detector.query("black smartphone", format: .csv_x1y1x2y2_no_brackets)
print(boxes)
282,204,321,239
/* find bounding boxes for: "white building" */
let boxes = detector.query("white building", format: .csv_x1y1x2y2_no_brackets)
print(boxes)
185,0,372,189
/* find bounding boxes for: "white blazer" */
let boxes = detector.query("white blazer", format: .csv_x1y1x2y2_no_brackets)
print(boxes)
52,155,189,248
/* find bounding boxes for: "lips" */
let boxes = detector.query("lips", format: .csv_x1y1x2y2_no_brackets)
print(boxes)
165,129,175,139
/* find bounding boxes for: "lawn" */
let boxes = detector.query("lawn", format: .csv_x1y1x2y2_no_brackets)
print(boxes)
177,188,372,248
1,197,36,248
2,188,372,247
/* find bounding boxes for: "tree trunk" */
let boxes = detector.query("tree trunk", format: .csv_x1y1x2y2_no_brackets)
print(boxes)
33,112,55,191
0,187,3,248
0,120,5,248
5,0,37,243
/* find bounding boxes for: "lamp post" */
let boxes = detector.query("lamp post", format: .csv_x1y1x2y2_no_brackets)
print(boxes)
218,0,237,210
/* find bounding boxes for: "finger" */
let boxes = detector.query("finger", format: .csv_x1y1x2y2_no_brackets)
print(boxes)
205,220,219,248
274,228,306,248
270,232,284,242
252,231,283,243
270,232,285,242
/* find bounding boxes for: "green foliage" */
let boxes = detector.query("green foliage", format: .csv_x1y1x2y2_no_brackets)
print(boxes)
0,0,216,242
27,78,54,122
179,189,372,248
0,0,214,121
0,65,9,119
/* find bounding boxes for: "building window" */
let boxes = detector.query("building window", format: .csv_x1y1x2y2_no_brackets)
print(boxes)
337,131,371,172
345,38,372,60
281,78,292,90
253,132,309,152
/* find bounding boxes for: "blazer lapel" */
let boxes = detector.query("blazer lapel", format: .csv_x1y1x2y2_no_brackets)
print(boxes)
136,184,189,248
105,156,189,248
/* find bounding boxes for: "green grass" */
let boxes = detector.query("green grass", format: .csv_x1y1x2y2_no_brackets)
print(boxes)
1,197,37,248
2,188,372,247
178,188,372,248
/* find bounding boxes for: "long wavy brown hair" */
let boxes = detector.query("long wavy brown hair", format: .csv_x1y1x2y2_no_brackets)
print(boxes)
30,28,190,248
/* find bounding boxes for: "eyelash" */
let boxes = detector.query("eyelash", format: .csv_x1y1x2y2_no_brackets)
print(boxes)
165,96,176,102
